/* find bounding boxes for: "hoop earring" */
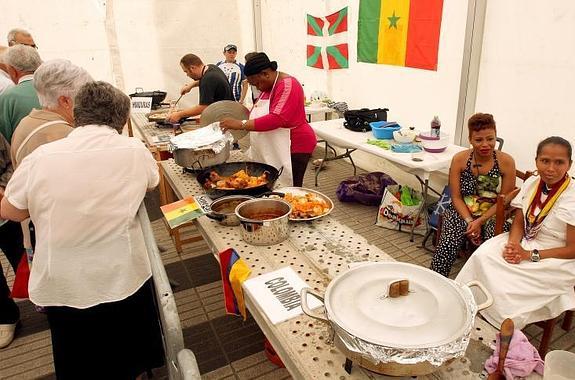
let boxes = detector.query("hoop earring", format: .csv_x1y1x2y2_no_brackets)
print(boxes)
531,170,538,176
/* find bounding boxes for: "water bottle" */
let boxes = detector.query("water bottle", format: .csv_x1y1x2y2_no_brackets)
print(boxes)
430,116,441,138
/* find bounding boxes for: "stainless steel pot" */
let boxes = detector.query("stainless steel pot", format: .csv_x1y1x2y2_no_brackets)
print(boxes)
235,199,291,245
301,262,493,376
206,195,254,226
169,140,230,170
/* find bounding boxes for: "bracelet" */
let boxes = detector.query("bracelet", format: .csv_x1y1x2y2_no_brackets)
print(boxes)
464,217,473,224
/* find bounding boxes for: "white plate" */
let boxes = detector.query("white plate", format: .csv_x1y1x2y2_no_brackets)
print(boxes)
274,187,334,221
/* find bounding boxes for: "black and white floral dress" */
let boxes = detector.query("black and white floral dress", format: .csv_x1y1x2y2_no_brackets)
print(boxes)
430,150,509,276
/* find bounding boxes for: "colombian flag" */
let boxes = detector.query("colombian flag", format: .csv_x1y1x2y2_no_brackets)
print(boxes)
219,248,251,320
357,0,443,70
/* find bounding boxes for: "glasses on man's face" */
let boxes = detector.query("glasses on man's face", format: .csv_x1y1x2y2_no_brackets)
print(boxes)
13,41,38,49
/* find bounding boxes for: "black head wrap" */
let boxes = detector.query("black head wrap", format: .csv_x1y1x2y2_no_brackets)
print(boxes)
244,52,278,76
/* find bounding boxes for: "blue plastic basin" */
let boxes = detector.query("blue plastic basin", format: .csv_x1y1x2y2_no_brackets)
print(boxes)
370,121,401,139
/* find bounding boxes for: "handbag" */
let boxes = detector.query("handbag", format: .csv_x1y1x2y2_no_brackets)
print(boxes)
10,252,30,299
336,172,397,206
343,108,389,132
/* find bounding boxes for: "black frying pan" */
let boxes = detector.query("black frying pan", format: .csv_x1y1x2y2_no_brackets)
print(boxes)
196,161,282,199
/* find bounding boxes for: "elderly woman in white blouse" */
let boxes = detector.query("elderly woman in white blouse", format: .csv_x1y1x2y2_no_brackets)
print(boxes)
1,81,164,379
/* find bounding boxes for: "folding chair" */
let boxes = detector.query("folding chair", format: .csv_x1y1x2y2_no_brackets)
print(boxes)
422,185,451,252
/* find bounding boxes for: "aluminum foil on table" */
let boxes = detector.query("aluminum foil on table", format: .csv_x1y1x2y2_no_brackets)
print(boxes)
169,122,233,153
335,285,479,367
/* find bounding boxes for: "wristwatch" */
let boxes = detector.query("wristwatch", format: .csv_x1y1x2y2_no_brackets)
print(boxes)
241,120,248,129
530,249,541,262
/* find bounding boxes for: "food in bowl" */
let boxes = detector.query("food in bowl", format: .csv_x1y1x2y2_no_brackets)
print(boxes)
204,169,269,190
283,192,331,219
393,129,417,143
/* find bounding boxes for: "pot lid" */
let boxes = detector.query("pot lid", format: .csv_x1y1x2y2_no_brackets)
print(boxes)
324,262,473,349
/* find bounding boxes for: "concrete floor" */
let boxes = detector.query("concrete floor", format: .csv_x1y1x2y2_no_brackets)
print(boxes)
1,150,574,379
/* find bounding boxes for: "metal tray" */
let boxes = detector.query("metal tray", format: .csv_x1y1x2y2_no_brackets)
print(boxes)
274,187,334,221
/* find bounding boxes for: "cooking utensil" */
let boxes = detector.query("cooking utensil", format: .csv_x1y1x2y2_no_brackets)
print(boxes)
206,195,254,226
172,94,184,109
273,187,334,221
129,88,167,109
170,141,231,170
235,198,292,245
196,161,282,199
488,318,514,380
200,100,250,142
301,262,493,376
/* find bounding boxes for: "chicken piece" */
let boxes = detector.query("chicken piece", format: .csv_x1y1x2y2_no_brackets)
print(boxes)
209,171,221,182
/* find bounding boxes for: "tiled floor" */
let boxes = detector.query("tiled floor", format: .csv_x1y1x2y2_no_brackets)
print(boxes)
1,152,574,379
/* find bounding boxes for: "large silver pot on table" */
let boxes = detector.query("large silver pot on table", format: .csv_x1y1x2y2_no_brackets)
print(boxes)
235,198,291,246
301,262,493,377
169,123,232,170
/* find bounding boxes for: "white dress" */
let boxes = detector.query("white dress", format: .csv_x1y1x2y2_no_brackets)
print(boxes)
455,175,575,329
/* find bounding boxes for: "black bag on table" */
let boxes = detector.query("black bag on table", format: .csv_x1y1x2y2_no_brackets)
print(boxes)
343,108,389,132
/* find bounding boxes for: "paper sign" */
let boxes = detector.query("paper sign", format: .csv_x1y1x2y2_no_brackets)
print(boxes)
130,96,153,113
243,267,323,325
160,196,209,229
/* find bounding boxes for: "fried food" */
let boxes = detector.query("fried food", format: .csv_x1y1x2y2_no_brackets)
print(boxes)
283,192,331,219
204,169,268,190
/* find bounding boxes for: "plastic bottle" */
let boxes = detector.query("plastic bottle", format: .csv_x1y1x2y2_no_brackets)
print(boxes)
431,116,441,138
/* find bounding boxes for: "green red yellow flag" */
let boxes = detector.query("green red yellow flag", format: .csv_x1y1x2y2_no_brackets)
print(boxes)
160,197,206,229
307,7,349,70
357,0,444,70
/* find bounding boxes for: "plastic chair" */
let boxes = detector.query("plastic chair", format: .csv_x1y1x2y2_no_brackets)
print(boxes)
493,170,573,357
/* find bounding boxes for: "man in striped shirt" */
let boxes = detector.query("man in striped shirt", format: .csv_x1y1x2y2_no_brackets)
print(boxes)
217,44,247,103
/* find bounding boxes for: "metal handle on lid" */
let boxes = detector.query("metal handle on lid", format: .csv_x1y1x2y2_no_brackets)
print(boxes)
300,288,329,323
466,280,493,310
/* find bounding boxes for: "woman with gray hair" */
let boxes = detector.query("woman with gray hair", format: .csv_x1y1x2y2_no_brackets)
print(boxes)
11,59,93,167
1,81,164,378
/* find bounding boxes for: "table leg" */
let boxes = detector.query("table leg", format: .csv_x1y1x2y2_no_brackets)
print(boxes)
315,140,357,187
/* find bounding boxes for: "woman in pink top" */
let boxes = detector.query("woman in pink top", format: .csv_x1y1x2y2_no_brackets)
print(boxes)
220,52,316,187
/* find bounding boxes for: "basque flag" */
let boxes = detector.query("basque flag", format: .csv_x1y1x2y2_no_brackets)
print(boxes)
306,7,349,70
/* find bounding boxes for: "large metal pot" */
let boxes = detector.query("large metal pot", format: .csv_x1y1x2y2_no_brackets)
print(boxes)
170,140,231,170
235,198,291,245
301,262,493,376
196,161,281,199
206,195,254,226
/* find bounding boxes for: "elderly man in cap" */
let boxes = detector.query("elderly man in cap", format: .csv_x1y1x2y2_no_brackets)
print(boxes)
7,28,37,49
167,53,233,123
217,44,248,103
0,45,42,142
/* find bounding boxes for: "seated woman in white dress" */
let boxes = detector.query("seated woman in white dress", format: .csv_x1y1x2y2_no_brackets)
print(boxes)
456,136,575,330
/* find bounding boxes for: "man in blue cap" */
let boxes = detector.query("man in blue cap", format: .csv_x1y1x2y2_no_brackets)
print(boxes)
217,44,247,103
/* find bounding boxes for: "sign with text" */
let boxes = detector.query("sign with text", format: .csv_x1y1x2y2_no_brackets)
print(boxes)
130,96,153,113
243,266,322,324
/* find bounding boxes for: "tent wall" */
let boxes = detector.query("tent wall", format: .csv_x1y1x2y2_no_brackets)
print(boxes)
474,0,575,173
2,1,574,176
1,0,256,109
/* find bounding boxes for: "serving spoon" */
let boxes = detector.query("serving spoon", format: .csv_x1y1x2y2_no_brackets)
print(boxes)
488,318,514,380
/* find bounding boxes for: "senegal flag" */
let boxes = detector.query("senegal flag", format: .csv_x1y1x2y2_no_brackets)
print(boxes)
357,0,443,70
